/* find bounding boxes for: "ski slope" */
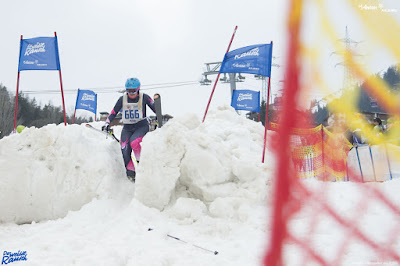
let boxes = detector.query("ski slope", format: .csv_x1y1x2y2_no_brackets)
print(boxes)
1,106,400,265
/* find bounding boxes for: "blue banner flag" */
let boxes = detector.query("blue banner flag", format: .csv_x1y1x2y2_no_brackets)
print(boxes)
220,43,273,77
231,90,260,112
75,90,97,114
18,37,61,71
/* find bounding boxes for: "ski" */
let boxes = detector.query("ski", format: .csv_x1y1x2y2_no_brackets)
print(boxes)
153,93,163,128
85,124,120,142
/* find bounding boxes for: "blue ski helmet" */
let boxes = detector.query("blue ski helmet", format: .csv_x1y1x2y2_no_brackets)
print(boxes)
125,77,140,90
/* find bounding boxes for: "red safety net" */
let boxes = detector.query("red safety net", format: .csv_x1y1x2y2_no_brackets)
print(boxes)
263,0,400,265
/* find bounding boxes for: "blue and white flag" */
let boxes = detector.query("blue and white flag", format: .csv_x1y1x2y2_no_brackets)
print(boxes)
18,37,61,71
220,43,273,77
75,90,97,114
231,90,260,112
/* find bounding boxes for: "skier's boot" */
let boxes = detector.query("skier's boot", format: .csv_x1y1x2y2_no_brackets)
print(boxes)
127,170,136,183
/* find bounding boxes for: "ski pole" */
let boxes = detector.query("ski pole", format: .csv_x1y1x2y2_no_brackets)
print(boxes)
85,124,120,142
105,128,120,142
147,228,218,255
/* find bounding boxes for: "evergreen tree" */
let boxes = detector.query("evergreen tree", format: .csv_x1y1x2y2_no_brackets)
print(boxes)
312,104,329,126
0,85,15,138
248,100,276,126
0,83,91,139
383,65,400,91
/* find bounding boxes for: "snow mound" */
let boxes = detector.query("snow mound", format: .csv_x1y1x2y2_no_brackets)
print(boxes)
0,124,133,224
0,107,272,224
135,106,271,218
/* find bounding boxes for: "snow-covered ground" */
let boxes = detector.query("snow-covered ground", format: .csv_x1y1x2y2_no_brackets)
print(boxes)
1,106,400,265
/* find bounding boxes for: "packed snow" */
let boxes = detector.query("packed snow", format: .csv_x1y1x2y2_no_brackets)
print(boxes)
1,106,400,265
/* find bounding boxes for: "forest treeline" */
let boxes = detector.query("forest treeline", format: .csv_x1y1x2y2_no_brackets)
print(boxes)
254,64,400,126
0,84,91,139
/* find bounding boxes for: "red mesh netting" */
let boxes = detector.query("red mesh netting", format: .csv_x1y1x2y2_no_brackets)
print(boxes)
263,1,400,265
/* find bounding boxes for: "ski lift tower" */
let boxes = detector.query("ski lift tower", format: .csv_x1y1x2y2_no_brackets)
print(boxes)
200,62,244,97
334,26,362,93
200,57,278,102
255,57,280,103
254,75,268,103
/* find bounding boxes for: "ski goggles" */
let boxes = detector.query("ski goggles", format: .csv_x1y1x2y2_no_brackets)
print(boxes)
126,88,138,94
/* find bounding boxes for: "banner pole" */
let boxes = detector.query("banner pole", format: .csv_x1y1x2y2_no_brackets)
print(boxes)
95,94,98,122
202,26,238,123
262,41,273,163
321,126,325,180
58,68,67,125
13,35,23,133
55,32,67,126
73,89,80,124
13,71,21,133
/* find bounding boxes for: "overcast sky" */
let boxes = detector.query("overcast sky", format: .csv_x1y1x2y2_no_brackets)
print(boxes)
0,0,399,119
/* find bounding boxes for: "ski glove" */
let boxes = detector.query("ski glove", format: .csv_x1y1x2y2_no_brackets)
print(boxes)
102,123,110,132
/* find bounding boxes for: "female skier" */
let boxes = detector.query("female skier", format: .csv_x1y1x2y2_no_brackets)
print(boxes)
102,77,157,182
